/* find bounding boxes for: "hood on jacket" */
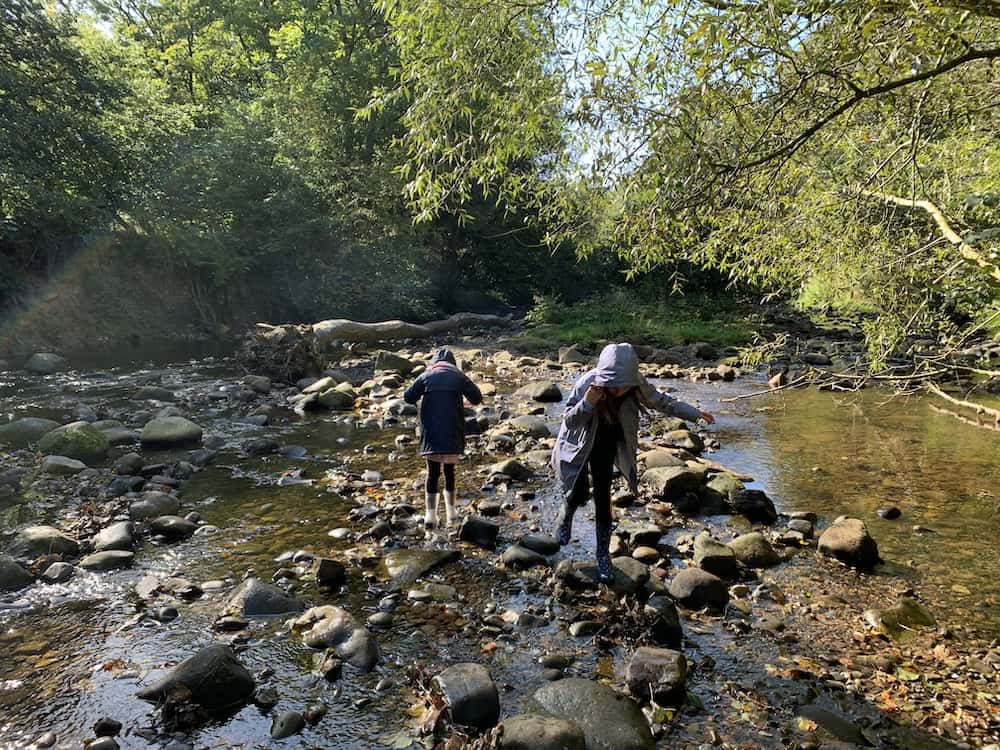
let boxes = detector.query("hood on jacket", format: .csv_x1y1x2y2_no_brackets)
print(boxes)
432,348,457,366
593,343,643,388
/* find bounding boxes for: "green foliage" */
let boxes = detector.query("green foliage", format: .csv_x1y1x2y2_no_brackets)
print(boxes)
523,290,758,350
0,0,126,301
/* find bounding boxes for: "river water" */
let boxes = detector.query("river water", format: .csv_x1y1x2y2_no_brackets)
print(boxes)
0,353,998,748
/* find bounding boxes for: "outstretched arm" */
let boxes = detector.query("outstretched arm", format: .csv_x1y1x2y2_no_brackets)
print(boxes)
639,381,714,424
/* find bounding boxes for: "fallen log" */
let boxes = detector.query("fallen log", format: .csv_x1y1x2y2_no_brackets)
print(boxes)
312,313,515,347
240,313,517,380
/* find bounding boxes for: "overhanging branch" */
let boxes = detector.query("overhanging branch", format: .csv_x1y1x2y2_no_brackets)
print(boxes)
860,189,1000,284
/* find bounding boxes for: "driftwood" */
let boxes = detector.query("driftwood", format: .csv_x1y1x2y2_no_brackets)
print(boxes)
242,313,516,380
927,382,1000,425
311,313,514,347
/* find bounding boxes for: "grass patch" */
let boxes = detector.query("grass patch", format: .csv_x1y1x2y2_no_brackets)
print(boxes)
518,290,760,351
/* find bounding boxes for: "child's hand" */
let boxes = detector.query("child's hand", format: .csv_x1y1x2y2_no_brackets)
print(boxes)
699,410,716,425
584,385,605,406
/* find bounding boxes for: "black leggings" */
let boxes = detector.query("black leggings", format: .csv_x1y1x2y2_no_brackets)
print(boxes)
569,426,618,531
426,460,456,494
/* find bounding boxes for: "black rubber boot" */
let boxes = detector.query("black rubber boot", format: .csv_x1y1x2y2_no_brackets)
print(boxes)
595,522,613,584
555,501,577,546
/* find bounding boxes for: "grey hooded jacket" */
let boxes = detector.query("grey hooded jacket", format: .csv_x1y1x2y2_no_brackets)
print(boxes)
551,343,703,500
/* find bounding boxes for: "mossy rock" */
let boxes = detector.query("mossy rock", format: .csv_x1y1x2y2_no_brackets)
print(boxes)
37,421,109,463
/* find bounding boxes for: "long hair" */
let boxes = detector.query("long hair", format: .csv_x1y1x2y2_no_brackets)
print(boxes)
596,386,639,425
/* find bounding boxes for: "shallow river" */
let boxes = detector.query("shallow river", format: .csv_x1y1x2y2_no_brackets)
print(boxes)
0,353,997,749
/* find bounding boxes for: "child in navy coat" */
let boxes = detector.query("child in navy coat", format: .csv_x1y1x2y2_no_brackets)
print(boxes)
404,348,483,528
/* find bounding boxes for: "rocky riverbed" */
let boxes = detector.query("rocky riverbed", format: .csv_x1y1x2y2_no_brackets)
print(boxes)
0,338,998,750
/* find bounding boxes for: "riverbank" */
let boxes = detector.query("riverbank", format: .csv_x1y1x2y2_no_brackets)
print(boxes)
0,335,998,749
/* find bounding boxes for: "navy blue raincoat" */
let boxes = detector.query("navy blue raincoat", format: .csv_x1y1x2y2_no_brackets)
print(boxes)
404,349,483,456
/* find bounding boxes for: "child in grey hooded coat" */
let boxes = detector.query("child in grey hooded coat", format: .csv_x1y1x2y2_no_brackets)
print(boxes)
552,343,714,582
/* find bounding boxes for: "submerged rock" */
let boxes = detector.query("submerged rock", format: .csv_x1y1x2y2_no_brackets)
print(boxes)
500,714,585,750
381,548,460,590
817,517,880,570
433,663,500,729
509,415,551,438
864,597,936,642
136,644,255,711
625,647,687,705
7,525,79,560
294,606,380,671
222,577,305,617
532,678,654,750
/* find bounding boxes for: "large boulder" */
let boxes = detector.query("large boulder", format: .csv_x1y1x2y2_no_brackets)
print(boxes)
0,418,60,448
728,532,780,568
136,644,255,711
433,663,500,729
515,382,563,402
668,568,729,611
24,353,67,374
0,555,33,592
693,532,739,579
381,548,460,590
223,577,305,617
7,525,79,559
500,714,585,750
640,466,703,502
818,518,880,570
129,492,180,522
625,647,687,705
293,605,380,671
94,522,134,552
532,678,654,750
141,417,203,449
38,422,109,463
